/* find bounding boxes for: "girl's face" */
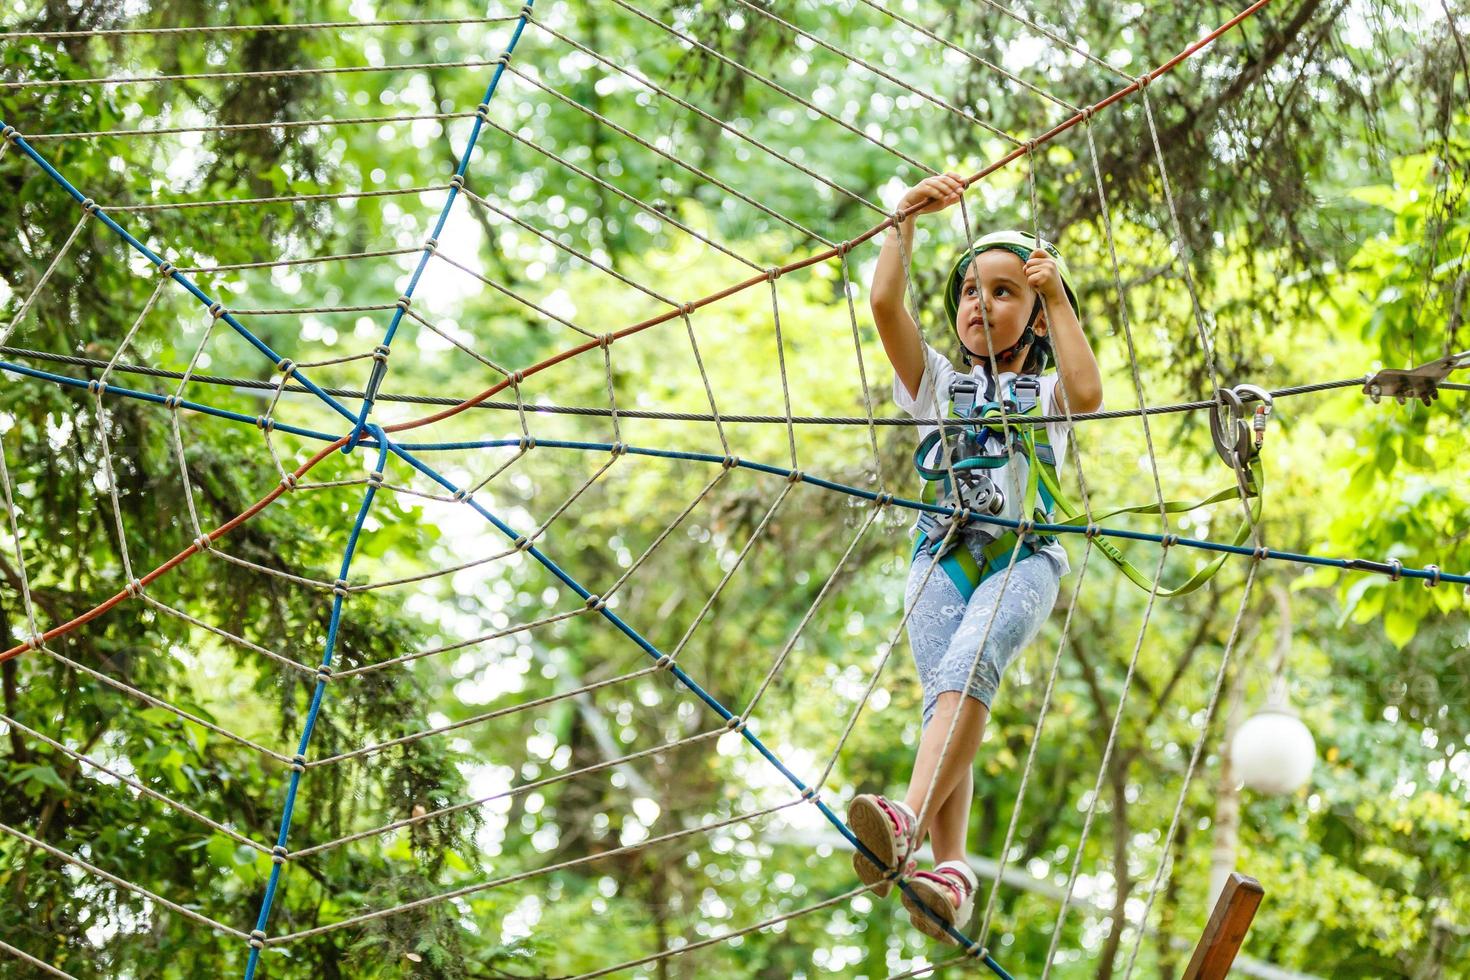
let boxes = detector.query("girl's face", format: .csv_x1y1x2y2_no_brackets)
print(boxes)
954,250,1045,360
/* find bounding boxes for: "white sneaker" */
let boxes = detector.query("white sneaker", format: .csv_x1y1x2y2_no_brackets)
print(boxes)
847,794,917,898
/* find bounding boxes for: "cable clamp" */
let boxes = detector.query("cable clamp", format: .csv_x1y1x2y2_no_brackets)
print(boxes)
270,845,289,865
332,578,350,597
1387,557,1403,582
248,929,268,949
1423,564,1440,589
207,302,225,320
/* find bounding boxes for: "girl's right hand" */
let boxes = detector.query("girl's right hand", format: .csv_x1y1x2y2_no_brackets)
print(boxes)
898,172,966,218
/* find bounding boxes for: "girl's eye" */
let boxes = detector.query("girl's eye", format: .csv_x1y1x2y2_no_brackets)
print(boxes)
965,286,977,297
995,287,1008,297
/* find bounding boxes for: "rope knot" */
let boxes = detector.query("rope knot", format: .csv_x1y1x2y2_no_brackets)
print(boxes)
721,454,741,469
964,940,989,960
680,301,697,317
1024,138,1039,155
799,786,820,803
1017,520,1035,535
608,442,626,456
584,594,605,611
1136,72,1152,90
163,395,182,410
87,379,106,395
367,470,384,488
497,49,516,64
193,535,212,552
395,295,412,311
653,654,673,671
1387,557,1403,582
724,717,746,733
424,236,439,251
836,240,853,256
512,535,531,552
1,125,16,141
1085,523,1102,539
599,332,614,349
81,197,98,214
1160,533,1179,549
371,345,391,362
448,174,465,190
518,435,536,451
765,267,780,282
248,929,268,949
1080,105,1096,121
518,3,534,20
1424,564,1441,589
787,470,804,484
157,261,175,278
255,415,275,432
452,488,472,503
875,492,893,507
207,302,225,320
315,664,332,683
510,369,526,385
279,473,298,491
474,103,491,122
271,845,289,864
276,357,294,374
289,754,307,773
25,634,44,651
1252,545,1270,561
332,578,350,597
125,578,144,598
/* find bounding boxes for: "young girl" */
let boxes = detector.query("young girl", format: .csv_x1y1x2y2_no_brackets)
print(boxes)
848,173,1103,941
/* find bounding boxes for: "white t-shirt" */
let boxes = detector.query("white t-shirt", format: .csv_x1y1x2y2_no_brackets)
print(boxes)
892,342,1094,576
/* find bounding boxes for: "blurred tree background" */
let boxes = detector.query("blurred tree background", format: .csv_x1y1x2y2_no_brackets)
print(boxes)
0,0,1465,977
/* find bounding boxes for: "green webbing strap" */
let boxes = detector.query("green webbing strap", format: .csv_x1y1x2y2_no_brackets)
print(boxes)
1035,458,1263,597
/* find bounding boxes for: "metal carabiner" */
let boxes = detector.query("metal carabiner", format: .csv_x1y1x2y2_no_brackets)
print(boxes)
1233,383,1274,451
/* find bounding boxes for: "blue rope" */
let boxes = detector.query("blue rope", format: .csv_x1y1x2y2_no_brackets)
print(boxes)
7,359,1463,589
244,431,389,978
341,5,536,453
1,127,364,428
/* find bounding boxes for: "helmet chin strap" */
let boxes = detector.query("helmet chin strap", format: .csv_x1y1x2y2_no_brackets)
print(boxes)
961,298,1044,369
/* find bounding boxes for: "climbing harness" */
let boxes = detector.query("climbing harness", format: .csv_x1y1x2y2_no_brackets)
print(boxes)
911,373,1273,601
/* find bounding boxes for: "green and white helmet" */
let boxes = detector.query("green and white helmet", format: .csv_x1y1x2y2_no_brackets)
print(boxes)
942,230,1079,370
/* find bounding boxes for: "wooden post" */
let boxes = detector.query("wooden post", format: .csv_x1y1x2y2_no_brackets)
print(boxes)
1182,872,1264,980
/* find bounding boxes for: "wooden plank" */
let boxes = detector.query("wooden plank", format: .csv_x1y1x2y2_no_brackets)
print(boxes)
1183,872,1265,980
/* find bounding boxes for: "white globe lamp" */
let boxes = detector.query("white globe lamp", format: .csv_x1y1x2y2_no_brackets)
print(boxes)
1229,690,1316,795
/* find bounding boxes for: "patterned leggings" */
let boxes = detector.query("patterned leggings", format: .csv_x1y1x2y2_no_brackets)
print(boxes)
904,544,1062,728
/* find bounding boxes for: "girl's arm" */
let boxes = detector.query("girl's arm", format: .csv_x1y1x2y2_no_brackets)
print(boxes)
1025,249,1104,414
871,173,966,399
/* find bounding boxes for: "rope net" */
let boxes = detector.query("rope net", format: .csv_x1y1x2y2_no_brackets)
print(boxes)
0,2,1462,978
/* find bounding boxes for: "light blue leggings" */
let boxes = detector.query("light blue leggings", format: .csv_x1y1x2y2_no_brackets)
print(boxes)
904,544,1062,728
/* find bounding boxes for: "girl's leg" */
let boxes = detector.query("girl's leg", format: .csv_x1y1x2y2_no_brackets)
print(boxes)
903,691,987,853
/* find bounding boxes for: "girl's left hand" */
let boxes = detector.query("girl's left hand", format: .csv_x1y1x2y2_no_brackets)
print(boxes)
1024,249,1067,305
